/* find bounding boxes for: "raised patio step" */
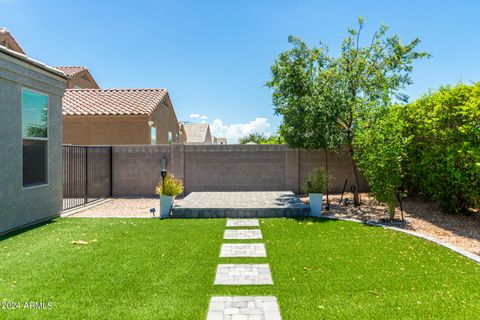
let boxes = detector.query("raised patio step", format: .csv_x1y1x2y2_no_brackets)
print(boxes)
170,191,309,218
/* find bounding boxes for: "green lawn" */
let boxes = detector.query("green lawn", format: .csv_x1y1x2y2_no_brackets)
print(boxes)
1,218,479,319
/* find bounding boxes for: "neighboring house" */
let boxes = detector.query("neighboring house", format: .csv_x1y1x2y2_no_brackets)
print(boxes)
2,28,182,146
63,88,180,145
54,66,100,89
215,137,227,145
181,123,213,144
0,27,26,54
0,45,68,235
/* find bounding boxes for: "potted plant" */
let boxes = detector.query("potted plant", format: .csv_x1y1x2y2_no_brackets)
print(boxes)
304,168,329,217
155,173,183,218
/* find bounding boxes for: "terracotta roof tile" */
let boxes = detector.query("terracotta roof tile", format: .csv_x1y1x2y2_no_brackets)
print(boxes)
54,66,88,77
62,88,168,116
0,27,26,54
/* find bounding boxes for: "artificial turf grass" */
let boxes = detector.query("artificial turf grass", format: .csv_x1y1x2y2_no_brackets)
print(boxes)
1,218,480,319
261,218,480,319
0,218,226,320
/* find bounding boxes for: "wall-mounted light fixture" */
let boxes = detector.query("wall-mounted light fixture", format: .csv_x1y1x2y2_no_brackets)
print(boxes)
161,157,168,187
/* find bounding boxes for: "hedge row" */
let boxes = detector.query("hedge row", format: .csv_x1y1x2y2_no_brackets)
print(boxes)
355,83,480,215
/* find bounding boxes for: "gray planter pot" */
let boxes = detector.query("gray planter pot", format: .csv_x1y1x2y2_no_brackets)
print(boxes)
309,193,323,217
159,195,175,218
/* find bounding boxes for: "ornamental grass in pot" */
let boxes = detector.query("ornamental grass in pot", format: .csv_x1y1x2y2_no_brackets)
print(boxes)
155,173,183,218
304,168,329,217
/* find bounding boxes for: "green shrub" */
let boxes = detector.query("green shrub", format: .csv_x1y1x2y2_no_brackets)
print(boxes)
404,83,480,213
155,173,183,196
354,105,409,219
303,168,329,194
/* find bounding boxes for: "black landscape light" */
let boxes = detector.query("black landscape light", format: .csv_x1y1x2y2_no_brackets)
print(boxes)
160,156,168,191
161,169,167,180
149,208,156,217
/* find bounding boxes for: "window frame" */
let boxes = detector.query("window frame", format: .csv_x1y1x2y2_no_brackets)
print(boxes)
21,87,49,189
150,126,157,145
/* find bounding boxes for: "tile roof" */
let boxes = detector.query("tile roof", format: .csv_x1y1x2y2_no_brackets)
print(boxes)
62,88,168,116
182,123,211,143
54,66,88,77
0,27,26,54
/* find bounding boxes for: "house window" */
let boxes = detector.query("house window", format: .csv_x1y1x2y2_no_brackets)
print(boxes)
151,127,157,144
22,89,48,187
168,131,172,144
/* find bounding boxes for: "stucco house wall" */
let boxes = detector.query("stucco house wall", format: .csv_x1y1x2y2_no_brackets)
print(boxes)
62,89,180,145
0,47,67,235
63,115,150,145
148,99,180,144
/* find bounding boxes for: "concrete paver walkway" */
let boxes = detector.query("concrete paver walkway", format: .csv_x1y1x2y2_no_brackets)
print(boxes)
210,218,281,319
224,229,263,240
206,296,282,320
220,244,266,258
226,219,260,227
214,264,273,285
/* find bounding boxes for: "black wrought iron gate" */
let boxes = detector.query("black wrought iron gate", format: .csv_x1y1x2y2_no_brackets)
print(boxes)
62,146,112,211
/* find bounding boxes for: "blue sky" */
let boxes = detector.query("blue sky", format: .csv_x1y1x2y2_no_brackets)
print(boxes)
1,0,479,142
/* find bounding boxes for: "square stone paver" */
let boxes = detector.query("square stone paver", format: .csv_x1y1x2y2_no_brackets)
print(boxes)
224,229,262,240
220,243,266,258
226,219,260,227
206,296,282,320
214,264,273,285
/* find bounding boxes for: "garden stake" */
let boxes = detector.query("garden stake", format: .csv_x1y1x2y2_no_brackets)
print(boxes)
339,179,348,204
396,191,404,221
325,150,330,211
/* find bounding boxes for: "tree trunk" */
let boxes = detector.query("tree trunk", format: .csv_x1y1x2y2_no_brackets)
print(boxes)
325,150,330,208
348,143,361,206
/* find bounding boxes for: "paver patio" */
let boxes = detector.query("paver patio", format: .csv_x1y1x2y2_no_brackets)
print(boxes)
214,264,273,285
226,219,260,227
171,191,309,218
220,243,267,257
224,229,263,240
206,296,282,320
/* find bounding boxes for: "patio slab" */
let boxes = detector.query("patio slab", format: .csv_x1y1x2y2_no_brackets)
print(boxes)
171,191,309,218
206,296,282,320
226,219,260,227
224,229,263,240
214,264,273,285
220,244,266,257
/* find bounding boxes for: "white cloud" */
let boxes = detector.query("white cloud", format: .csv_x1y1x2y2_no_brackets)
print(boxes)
190,113,209,120
210,117,271,143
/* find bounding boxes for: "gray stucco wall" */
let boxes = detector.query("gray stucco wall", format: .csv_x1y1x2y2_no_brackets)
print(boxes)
0,52,67,235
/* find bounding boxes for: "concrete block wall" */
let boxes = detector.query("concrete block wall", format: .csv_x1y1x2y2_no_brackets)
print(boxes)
298,150,369,193
111,144,369,197
184,145,286,193
112,145,171,196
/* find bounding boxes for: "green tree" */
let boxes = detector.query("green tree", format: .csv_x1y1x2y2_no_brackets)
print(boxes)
267,17,429,205
404,83,480,213
354,105,410,219
239,132,284,144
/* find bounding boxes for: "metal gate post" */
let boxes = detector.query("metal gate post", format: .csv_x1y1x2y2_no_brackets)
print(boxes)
84,147,88,204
